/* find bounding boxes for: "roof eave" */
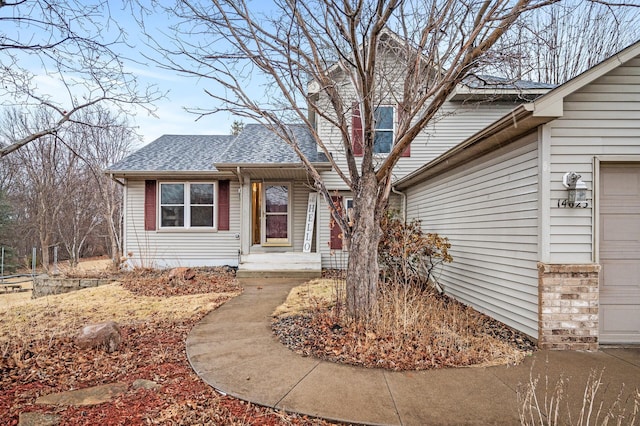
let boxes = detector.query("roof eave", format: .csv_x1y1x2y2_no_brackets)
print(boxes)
531,40,640,117
104,169,232,179
448,86,551,102
214,162,332,171
395,105,553,190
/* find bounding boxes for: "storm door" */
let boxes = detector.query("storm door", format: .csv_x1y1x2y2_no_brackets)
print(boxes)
263,183,290,245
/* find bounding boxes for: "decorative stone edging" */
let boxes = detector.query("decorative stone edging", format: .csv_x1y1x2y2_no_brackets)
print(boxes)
32,275,116,298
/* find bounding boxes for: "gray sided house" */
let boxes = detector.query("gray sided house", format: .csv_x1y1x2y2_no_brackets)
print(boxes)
107,125,331,276
396,41,640,349
108,78,544,277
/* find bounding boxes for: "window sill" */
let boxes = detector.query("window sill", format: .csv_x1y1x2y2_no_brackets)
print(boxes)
156,228,220,233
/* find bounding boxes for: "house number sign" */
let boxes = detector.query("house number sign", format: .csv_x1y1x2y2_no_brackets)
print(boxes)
303,193,317,253
557,199,589,208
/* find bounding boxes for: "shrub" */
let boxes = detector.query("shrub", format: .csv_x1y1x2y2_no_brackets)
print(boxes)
378,210,452,292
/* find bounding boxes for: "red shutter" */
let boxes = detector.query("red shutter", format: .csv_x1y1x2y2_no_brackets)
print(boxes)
398,103,411,157
144,180,157,231
352,102,363,156
329,196,343,250
218,180,230,231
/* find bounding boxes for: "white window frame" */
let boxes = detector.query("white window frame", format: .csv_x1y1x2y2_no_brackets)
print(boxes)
373,105,395,154
158,181,217,230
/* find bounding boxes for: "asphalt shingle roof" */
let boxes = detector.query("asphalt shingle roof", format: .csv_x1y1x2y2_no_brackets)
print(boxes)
108,134,235,172
220,124,325,164
108,124,326,173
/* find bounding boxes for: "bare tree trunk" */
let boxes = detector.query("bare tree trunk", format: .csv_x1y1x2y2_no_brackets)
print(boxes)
346,172,382,320
106,204,121,269
39,234,50,272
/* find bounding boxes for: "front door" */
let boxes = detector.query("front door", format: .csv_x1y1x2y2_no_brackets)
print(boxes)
251,182,291,247
599,163,640,343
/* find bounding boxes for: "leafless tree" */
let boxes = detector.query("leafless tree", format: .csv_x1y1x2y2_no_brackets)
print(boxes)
71,107,135,268
0,105,134,270
1,108,80,269
55,168,101,267
0,0,160,157
148,0,634,319
492,1,640,84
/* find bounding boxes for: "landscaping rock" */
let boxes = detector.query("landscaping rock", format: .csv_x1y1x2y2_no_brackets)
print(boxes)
132,378,162,390
168,267,196,281
76,321,121,353
35,383,128,406
19,412,61,426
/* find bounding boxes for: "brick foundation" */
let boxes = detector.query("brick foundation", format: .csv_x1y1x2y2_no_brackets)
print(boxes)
538,263,600,350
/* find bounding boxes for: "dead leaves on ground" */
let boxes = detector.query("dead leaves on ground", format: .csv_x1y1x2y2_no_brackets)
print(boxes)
1,268,330,425
273,291,536,371
120,266,240,297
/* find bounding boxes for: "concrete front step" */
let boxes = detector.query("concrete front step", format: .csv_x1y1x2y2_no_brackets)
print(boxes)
238,252,321,279
236,269,321,279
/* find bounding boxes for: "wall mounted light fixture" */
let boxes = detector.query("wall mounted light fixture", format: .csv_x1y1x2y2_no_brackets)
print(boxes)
561,171,588,207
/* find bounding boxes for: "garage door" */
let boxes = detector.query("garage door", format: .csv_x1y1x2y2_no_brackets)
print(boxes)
599,163,640,343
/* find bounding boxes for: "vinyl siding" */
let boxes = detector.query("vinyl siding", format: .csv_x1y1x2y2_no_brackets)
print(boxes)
318,101,520,189
548,56,640,263
316,100,526,266
123,179,241,268
404,134,540,337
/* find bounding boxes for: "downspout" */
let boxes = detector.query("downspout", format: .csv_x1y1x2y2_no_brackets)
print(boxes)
391,186,406,223
235,166,245,186
109,173,125,186
234,167,245,260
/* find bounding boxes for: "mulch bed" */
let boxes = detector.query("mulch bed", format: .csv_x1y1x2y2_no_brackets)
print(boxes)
0,268,332,425
273,292,537,371
1,317,330,425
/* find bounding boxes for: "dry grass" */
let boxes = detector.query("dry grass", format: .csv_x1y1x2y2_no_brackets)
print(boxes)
0,282,239,350
518,368,640,425
371,282,527,367
272,279,339,317
273,279,531,370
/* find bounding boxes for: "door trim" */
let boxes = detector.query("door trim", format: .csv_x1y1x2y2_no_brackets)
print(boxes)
593,155,640,263
261,182,292,247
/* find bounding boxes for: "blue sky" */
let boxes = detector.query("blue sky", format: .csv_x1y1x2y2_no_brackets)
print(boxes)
5,1,639,149
1,1,250,149
118,6,242,147
121,1,283,147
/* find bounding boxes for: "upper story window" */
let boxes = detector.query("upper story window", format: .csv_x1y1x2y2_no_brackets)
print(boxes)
352,103,408,157
374,106,394,154
160,182,215,228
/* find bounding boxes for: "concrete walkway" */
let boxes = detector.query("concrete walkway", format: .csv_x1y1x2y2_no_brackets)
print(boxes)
186,278,640,425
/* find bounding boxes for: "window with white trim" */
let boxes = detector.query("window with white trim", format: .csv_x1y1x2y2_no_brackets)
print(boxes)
374,106,394,154
159,182,216,228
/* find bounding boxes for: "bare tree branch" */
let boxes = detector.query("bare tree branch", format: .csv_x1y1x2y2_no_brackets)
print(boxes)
143,0,637,318
0,0,161,157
